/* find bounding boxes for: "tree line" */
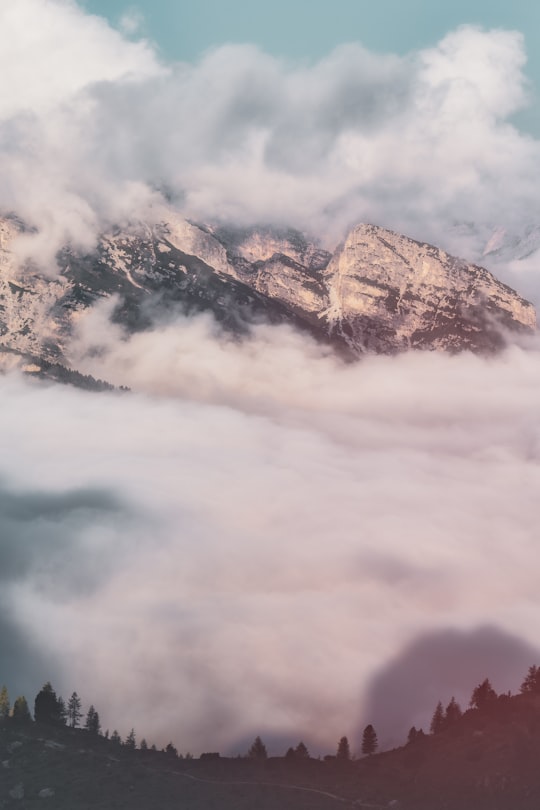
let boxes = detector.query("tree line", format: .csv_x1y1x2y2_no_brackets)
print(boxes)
406,665,540,744
3,664,539,759
0,680,379,761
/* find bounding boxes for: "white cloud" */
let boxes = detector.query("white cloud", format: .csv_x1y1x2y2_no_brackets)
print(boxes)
0,2,539,283
2,0,540,756
3,318,540,752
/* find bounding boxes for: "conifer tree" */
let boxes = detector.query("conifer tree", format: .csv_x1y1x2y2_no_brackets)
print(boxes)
295,741,310,758
165,742,178,758
248,736,268,759
110,729,122,745
520,665,540,694
12,696,31,722
34,682,63,725
140,738,148,751
444,696,463,726
0,685,9,719
85,705,101,735
57,696,67,725
67,692,82,728
336,736,351,761
125,729,136,750
407,726,418,744
430,701,445,734
470,678,497,709
361,724,378,755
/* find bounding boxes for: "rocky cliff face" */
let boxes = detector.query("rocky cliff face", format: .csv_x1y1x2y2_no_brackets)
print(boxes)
0,211,536,377
323,224,536,353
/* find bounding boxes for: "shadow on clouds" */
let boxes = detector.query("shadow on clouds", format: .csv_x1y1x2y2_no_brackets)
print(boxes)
360,625,540,750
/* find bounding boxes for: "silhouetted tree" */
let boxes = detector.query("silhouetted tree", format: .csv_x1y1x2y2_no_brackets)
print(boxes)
57,696,67,725
248,736,268,759
125,729,136,750
165,742,178,758
110,729,122,745
285,746,295,759
140,738,148,751
34,682,64,725
430,701,445,734
470,678,497,709
407,726,418,744
67,692,82,728
85,705,101,736
0,685,9,719
361,725,378,756
295,741,310,759
336,736,351,761
520,665,540,694
12,696,31,722
444,696,462,727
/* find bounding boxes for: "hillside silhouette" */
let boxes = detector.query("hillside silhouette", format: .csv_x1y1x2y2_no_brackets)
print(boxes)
3,671,540,809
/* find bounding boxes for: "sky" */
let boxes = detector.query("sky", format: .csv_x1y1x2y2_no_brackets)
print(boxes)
2,0,540,756
83,0,540,134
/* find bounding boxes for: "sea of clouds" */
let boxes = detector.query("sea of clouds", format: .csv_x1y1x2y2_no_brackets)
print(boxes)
2,0,540,754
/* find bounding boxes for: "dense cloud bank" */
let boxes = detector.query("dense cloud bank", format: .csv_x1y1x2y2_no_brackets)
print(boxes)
1,1,540,276
2,0,540,755
2,320,540,752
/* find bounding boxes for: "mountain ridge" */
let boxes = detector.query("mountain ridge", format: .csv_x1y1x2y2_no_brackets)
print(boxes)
0,212,536,382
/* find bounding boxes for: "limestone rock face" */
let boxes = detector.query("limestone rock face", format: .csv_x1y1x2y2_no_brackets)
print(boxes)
323,224,536,352
0,213,536,381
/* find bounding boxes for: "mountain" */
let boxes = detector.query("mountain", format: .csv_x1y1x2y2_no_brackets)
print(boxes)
0,211,535,379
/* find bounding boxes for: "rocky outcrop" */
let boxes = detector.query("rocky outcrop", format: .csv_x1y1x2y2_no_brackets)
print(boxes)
323,224,536,352
0,212,536,378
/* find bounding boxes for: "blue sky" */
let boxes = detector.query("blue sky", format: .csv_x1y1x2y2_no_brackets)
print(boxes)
82,1,539,62
83,0,540,133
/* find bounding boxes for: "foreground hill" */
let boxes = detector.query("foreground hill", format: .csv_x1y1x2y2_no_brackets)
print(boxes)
3,691,540,809
0,212,536,383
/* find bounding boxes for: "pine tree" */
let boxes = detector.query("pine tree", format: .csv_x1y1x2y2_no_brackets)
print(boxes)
430,701,445,734
0,685,9,720
248,736,268,759
140,738,148,751
12,696,31,722
125,729,136,750
34,682,63,725
444,696,463,726
336,736,351,761
407,726,418,744
57,696,67,725
110,729,122,745
85,705,101,735
520,665,540,694
470,678,497,709
361,724,378,756
295,741,310,759
67,692,82,728
165,742,178,758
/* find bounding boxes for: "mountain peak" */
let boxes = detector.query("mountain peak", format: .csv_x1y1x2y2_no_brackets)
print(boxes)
0,213,536,382
322,222,536,353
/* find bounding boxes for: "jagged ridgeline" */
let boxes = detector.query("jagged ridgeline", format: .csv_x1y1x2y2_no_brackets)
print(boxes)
0,212,536,383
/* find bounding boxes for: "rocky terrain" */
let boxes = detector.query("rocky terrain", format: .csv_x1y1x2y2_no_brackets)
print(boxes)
0,211,536,383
